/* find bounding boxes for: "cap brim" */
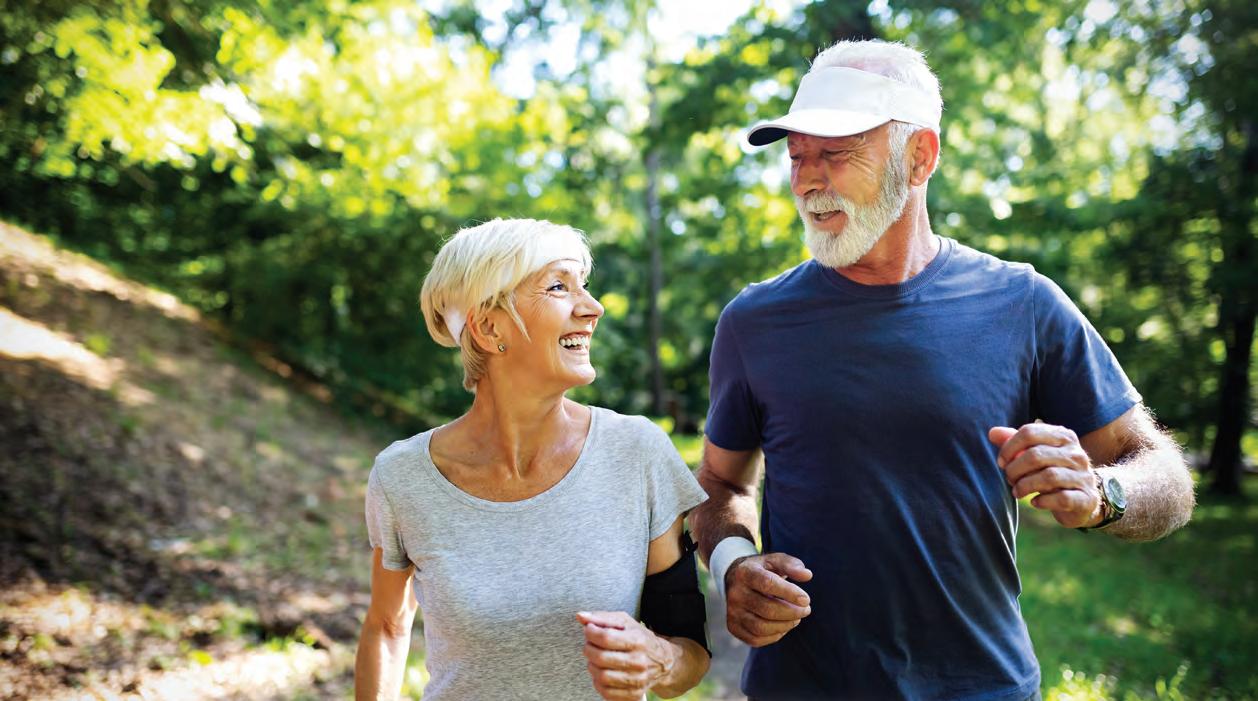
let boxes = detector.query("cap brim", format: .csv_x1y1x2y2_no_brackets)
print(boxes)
743,109,891,148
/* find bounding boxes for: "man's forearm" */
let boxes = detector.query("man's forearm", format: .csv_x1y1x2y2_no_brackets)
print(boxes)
690,466,761,565
1095,428,1195,541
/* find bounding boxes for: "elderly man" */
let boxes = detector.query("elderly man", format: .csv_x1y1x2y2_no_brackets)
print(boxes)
689,39,1195,701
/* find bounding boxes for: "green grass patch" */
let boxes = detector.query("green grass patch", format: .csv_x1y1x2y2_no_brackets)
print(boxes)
1020,478,1258,700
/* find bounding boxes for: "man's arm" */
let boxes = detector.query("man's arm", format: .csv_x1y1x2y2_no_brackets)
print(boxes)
690,439,762,565
990,404,1195,541
690,438,812,647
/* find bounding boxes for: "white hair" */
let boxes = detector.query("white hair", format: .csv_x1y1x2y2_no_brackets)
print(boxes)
811,39,942,172
810,39,942,116
420,218,592,391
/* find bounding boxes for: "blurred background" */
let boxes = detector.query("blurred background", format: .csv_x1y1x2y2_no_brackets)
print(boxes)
0,0,1254,699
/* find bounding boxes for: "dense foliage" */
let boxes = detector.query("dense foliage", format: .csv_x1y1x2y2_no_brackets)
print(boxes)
1,0,1253,490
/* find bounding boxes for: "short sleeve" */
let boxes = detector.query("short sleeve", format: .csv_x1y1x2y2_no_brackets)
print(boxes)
1032,274,1142,434
705,303,762,451
639,420,709,540
365,465,410,571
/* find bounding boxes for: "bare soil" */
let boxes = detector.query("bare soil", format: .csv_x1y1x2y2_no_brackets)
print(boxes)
0,221,397,700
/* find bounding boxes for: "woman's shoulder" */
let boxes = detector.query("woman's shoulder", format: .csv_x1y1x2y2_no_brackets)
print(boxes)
370,429,434,483
589,405,665,437
587,406,676,457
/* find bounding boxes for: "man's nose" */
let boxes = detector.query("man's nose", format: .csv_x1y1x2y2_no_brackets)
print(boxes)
791,157,826,198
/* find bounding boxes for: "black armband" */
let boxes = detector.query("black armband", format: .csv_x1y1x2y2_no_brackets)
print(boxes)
639,531,710,657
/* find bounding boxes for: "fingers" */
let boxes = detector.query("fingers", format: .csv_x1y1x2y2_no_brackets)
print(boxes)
760,552,814,585
992,423,1079,470
1004,444,1088,484
734,556,811,606
580,620,639,652
1010,465,1091,499
1031,489,1099,528
990,423,1100,529
725,554,812,647
727,603,805,647
579,614,666,701
737,585,811,621
585,660,649,701
987,425,1017,447
576,610,631,629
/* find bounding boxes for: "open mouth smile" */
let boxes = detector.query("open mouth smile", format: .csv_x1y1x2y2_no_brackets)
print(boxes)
559,333,590,352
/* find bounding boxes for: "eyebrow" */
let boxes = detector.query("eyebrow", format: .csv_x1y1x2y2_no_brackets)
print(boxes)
538,262,587,282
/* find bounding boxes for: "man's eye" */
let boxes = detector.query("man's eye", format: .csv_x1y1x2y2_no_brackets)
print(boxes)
823,150,845,158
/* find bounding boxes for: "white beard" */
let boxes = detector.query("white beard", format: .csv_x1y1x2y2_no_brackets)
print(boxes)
797,151,911,269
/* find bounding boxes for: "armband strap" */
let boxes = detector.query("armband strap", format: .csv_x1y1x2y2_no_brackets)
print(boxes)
639,531,710,657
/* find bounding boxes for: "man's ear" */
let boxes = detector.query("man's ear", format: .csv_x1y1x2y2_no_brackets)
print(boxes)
468,310,505,354
908,128,940,186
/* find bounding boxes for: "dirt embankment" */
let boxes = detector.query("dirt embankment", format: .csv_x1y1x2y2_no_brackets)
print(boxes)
0,221,399,700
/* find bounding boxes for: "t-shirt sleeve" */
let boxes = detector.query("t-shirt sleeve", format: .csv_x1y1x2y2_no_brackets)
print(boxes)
705,303,762,451
365,462,410,571
640,419,709,540
1032,273,1142,435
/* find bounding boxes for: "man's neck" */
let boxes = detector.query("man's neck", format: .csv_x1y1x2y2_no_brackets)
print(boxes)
835,195,938,286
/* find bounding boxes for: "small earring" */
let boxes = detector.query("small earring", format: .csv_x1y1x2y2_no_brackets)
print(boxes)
497,343,507,353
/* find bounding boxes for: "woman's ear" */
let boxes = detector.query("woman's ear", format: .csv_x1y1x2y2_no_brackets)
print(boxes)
468,310,505,354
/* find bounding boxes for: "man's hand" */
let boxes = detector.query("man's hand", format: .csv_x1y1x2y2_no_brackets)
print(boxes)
577,611,674,701
988,423,1102,528
724,553,812,647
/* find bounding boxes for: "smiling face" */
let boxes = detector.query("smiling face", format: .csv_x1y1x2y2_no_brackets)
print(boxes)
789,124,911,269
497,259,604,392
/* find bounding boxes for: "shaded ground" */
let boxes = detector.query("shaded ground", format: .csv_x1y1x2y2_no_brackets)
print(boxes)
0,221,399,699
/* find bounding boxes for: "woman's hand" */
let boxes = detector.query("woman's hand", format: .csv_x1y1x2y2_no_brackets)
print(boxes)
576,610,676,701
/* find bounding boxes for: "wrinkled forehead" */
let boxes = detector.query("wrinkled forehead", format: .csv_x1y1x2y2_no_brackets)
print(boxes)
786,127,879,150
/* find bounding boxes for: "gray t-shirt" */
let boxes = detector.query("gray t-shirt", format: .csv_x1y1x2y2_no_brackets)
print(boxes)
365,406,708,701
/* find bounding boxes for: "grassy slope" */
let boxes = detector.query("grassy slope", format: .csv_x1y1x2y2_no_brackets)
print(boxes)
0,221,399,699
1020,485,1258,700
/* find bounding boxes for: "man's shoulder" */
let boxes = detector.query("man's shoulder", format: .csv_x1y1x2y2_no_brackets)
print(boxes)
724,260,818,316
948,238,1036,279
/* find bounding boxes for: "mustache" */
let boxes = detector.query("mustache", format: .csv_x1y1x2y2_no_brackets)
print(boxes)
797,191,857,214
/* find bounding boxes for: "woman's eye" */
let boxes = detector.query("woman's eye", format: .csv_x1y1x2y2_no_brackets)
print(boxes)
547,282,567,292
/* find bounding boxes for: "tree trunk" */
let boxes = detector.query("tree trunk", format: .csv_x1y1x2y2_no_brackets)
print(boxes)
1206,118,1258,496
644,60,665,417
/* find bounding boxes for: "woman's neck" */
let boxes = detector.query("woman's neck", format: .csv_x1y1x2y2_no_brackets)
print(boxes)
455,378,585,480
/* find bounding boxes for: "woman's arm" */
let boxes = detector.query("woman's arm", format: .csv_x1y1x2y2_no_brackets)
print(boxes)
579,516,710,700
355,548,419,701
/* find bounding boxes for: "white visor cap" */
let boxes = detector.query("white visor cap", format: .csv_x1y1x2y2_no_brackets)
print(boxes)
744,66,941,148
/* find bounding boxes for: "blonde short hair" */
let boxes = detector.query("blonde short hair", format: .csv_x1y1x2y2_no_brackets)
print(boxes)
420,218,592,391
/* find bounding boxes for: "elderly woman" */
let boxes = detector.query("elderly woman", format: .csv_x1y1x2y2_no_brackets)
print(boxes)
354,219,711,701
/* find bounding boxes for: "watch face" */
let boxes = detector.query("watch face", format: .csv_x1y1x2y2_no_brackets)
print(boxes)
1104,477,1127,511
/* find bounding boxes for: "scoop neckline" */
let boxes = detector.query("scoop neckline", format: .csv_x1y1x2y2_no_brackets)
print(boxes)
418,405,600,512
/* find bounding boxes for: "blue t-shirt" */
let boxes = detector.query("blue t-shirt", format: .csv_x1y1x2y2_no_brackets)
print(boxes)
706,238,1140,701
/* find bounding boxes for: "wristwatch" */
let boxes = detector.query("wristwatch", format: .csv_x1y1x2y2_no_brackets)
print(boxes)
1080,471,1127,531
